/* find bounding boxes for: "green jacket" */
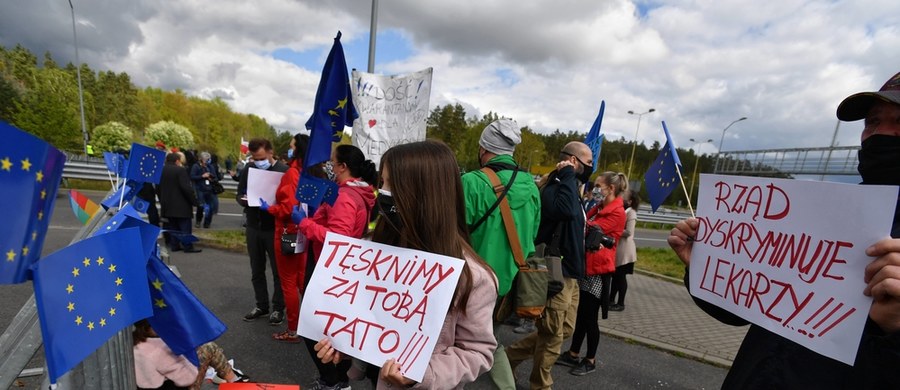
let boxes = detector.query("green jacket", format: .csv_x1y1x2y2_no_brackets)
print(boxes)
462,155,541,296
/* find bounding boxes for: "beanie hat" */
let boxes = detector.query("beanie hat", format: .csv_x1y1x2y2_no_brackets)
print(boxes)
837,71,900,121
479,119,521,156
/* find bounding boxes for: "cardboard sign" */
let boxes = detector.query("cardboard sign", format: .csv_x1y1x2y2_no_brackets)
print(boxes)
246,168,284,207
350,68,433,167
298,232,464,382
690,174,898,364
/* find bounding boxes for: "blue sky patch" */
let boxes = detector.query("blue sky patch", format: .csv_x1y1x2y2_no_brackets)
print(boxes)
271,29,415,73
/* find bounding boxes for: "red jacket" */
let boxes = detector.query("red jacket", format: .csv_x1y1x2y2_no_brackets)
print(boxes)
299,179,375,259
268,159,302,234
585,196,626,276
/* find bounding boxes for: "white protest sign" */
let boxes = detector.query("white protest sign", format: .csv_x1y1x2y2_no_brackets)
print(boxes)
246,168,284,207
690,174,898,365
351,68,432,166
297,232,464,382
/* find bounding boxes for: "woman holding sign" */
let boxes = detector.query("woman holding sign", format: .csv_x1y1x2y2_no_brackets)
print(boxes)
292,144,377,390
312,140,498,390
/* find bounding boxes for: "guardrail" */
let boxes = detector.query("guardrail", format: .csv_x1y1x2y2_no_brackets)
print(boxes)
63,160,239,191
63,159,690,224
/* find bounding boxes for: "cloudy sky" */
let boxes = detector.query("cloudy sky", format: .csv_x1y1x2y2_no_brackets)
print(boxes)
2,0,899,155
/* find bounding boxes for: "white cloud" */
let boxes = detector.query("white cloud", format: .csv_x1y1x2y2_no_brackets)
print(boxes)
2,0,899,154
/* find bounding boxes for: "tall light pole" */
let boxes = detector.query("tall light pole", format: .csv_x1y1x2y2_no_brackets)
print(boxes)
714,116,748,172
367,0,378,73
689,138,713,204
626,108,655,180
69,0,89,155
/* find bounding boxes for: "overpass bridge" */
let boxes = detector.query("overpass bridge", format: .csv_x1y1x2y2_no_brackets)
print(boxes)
713,145,859,177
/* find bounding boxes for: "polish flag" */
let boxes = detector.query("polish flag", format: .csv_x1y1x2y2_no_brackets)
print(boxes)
240,137,249,154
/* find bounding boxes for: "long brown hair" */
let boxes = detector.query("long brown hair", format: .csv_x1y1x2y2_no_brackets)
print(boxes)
372,140,495,314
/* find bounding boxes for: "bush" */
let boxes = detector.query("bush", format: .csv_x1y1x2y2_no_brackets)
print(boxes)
91,121,133,152
145,120,194,150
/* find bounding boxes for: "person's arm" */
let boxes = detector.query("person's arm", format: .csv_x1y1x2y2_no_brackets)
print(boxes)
409,261,498,389
189,164,203,181
236,165,250,207
299,190,359,243
621,208,636,239
541,166,581,222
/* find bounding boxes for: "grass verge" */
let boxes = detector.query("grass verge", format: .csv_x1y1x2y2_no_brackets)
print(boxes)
634,247,685,280
194,229,247,253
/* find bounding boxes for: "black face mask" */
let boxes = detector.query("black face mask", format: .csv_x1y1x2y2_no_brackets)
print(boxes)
858,135,900,185
576,165,593,184
376,191,402,228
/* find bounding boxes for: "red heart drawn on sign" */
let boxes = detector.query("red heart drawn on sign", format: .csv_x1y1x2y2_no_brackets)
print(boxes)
368,119,377,128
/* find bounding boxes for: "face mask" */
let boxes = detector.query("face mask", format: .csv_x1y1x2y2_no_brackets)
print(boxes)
591,187,604,199
287,149,294,160
205,159,211,165
254,158,271,170
324,161,336,181
858,135,900,185
576,165,593,184
377,189,402,228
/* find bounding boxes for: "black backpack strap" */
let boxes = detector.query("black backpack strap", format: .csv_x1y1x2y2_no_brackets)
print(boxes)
469,166,519,232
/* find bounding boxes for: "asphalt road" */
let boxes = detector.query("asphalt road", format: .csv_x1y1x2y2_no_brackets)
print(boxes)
1,191,724,389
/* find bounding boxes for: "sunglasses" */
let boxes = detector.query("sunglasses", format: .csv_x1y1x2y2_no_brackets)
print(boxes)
561,151,592,169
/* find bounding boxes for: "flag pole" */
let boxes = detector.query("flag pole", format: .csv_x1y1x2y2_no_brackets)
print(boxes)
674,164,695,218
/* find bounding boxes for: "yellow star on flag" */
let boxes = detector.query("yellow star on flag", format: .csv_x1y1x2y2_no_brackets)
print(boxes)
108,307,116,316
32,231,37,240
83,257,91,267
108,264,116,273
40,190,46,199
5,250,14,261
36,170,43,182
21,158,31,171
66,284,74,294
114,293,122,301
96,256,104,265
22,246,29,256
71,267,80,277
152,278,164,291
87,321,94,331
328,109,338,116
337,97,348,109
0,157,10,171
99,318,106,327
75,316,83,325
67,302,75,312
155,298,167,308
37,211,43,220
115,277,123,286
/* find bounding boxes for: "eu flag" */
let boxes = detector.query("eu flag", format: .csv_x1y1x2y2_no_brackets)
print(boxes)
93,203,161,262
645,121,683,212
584,101,605,172
31,228,152,382
0,121,66,284
125,143,165,184
146,254,226,365
102,152,127,177
304,31,358,169
296,171,340,215
100,180,139,210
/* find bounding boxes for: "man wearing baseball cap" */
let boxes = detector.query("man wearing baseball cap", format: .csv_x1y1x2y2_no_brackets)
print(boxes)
667,72,900,388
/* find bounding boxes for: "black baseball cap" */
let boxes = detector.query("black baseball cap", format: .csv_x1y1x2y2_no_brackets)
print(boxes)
836,71,900,121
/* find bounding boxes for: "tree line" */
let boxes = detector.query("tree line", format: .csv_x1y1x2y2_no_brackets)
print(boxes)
1,43,719,209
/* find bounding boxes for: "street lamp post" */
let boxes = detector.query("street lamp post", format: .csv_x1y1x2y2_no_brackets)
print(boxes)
689,138,713,204
714,117,748,172
69,0,89,155
626,108,655,180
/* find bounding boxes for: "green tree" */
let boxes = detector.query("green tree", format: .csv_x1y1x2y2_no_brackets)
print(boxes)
145,120,194,150
91,121,134,152
12,67,86,151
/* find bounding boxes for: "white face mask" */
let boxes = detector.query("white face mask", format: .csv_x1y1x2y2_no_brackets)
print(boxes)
592,187,605,199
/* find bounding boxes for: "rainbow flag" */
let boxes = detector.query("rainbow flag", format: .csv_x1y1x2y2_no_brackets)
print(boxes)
69,189,100,225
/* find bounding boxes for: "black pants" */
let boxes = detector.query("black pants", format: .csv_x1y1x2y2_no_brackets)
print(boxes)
302,247,351,385
246,227,283,312
570,274,611,360
164,217,194,251
609,263,633,306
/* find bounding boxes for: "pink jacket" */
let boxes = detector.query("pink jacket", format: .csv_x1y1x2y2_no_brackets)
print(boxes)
133,337,198,389
378,251,498,390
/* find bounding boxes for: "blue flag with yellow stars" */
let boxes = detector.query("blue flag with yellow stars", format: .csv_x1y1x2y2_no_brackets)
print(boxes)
102,152,127,177
31,228,152,382
146,254,226,365
100,180,140,210
304,31,357,169
584,101,605,172
93,203,161,262
125,143,165,184
296,171,340,215
0,121,66,284
645,121,683,212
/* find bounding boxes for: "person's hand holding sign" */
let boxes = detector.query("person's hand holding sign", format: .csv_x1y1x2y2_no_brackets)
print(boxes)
381,358,416,388
667,217,699,266
864,237,900,333
314,338,343,365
